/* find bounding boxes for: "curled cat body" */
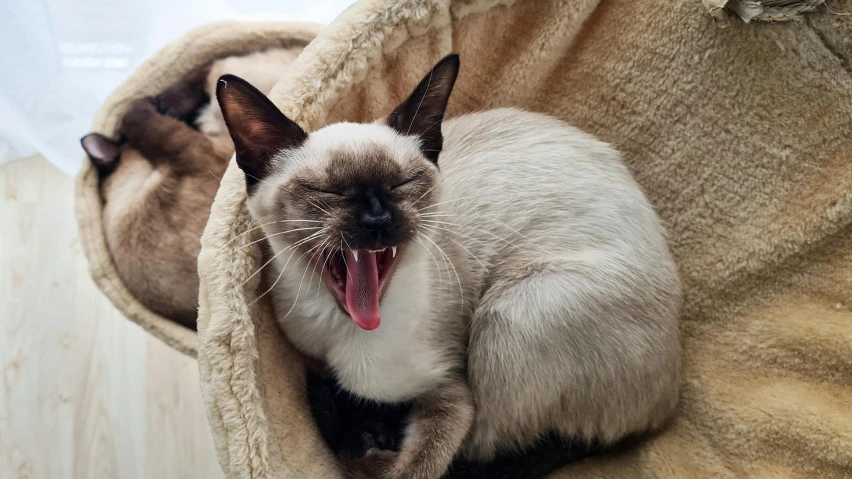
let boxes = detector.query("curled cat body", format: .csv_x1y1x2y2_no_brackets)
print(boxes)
81,47,302,327
82,79,226,327
217,54,681,478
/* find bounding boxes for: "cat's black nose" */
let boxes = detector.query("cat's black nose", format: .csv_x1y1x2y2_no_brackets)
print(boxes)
351,187,401,246
360,208,392,230
358,189,393,231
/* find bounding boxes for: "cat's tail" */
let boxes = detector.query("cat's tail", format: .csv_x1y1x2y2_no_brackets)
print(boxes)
443,436,605,479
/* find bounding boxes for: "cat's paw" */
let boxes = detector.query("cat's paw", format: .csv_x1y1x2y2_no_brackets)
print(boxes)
344,449,399,479
341,421,400,456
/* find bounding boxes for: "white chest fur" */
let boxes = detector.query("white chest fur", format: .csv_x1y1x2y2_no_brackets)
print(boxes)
271,248,451,403
327,318,449,402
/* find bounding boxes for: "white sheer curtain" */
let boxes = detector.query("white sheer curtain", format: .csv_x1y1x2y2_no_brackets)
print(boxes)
0,0,353,175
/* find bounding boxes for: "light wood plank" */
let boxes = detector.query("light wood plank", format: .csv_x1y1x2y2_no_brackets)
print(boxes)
146,338,224,479
0,156,223,479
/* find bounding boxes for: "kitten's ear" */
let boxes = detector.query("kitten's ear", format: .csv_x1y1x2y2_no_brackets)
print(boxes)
387,54,460,163
216,74,307,187
81,133,120,175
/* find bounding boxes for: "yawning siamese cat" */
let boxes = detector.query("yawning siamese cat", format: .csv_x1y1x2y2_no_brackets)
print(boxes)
217,55,682,479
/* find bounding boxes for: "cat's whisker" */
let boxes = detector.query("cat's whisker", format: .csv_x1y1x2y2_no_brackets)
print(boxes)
420,224,486,270
420,232,464,309
341,235,355,282
241,241,289,288
402,174,428,204
423,213,524,237
420,209,510,222
316,242,335,300
242,230,327,286
420,116,444,137
338,237,348,281
420,222,481,246
415,234,444,284
250,242,304,305
432,235,454,283
402,182,418,204
242,226,326,249
305,198,333,217
283,239,329,318
318,197,335,215
240,226,326,250
390,113,403,177
303,236,332,305
410,184,438,206
244,172,262,184
260,236,325,307
417,196,469,211
422,216,514,235
421,219,514,245
228,220,286,245
406,69,433,136
311,237,332,288
228,219,324,246
424,224,513,256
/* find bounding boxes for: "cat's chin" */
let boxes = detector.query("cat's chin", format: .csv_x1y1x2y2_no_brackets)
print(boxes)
317,246,400,331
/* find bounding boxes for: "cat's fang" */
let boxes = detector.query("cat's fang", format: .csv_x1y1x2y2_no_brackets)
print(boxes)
392,246,397,258
352,250,359,262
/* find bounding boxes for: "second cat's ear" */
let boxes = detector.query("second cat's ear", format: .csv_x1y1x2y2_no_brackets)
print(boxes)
81,133,120,175
387,54,460,163
216,74,307,187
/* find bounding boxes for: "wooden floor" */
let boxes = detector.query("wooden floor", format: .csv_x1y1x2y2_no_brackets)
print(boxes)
0,156,225,479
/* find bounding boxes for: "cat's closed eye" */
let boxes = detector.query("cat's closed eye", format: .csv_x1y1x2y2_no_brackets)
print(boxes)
393,170,429,190
299,182,344,197
392,177,416,190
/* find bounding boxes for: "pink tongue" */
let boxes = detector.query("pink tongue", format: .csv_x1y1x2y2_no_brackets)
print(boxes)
344,250,381,330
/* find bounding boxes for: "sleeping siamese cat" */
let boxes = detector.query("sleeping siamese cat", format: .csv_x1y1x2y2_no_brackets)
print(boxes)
81,76,227,328
80,47,302,328
216,54,682,479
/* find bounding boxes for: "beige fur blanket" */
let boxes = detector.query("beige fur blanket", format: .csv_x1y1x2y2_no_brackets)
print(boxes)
72,0,852,477
74,22,323,357
195,0,852,477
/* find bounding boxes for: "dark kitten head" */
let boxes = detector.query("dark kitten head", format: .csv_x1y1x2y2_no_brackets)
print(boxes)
216,54,460,330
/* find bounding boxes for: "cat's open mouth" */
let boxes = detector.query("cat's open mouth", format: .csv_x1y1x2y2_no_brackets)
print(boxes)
318,247,399,331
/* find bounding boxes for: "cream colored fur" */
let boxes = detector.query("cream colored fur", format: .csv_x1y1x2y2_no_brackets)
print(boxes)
248,108,681,466
193,3,852,478
197,47,303,155
75,3,852,478
75,22,322,360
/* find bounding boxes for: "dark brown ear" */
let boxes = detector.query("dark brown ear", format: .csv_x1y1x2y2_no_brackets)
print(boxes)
387,54,460,163
81,133,120,175
216,74,307,188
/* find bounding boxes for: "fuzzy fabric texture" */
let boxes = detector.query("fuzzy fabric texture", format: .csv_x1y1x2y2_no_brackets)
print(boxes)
195,0,852,477
74,22,323,357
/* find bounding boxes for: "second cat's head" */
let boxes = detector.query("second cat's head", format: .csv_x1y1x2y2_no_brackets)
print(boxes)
217,54,460,330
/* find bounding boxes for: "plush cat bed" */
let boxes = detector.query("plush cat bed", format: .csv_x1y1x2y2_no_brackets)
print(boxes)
74,22,323,357
196,1,852,477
